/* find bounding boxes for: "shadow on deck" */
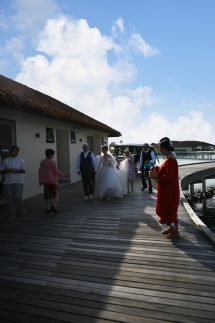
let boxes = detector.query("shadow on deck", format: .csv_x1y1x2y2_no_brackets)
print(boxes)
0,177,215,323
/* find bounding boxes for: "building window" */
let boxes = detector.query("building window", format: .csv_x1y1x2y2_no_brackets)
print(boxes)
0,118,16,160
70,131,76,143
46,128,55,143
101,137,104,145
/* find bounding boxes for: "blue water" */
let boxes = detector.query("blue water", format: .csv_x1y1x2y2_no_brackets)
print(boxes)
156,155,215,166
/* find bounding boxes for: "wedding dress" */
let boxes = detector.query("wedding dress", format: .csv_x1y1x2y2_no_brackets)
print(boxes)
94,154,128,198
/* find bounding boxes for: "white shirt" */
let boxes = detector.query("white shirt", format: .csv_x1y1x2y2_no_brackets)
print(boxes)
139,150,155,168
77,151,97,172
172,151,177,157
2,157,26,184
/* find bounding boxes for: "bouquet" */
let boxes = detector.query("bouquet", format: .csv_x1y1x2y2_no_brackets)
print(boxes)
105,159,113,166
149,165,159,183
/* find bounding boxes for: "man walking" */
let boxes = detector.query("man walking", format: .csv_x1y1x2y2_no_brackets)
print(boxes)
77,143,97,199
139,143,155,193
1,146,26,220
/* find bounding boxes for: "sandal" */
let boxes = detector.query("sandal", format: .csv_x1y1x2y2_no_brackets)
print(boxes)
166,231,180,239
162,227,174,235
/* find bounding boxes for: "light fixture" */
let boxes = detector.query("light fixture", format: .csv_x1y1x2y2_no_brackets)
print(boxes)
79,138,82,142
36,133,40,138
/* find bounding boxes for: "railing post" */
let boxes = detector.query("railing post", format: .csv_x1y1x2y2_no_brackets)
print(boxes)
189,183,194,198
202,178,206,191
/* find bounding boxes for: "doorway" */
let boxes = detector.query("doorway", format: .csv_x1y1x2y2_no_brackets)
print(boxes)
56,129,70,183
0,118,16,162
87,136,94,152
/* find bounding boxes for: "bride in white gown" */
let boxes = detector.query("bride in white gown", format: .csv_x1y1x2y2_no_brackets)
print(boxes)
94,146,128,199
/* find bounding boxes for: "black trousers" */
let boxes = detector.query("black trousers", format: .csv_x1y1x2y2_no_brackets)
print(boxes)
81,170,93,195
141,167,152,191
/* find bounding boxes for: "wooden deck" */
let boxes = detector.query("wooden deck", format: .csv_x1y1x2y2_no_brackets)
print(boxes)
0,165,215,323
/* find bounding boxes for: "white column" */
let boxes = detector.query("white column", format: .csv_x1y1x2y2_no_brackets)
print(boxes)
189,183,194,198
202,178,206,191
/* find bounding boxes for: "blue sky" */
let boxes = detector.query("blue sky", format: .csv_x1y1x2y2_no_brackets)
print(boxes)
1,0,215,144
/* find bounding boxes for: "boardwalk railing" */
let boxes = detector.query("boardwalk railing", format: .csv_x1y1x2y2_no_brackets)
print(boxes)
179,167,215,245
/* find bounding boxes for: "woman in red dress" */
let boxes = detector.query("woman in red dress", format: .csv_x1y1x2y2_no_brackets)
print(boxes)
156,139,180,238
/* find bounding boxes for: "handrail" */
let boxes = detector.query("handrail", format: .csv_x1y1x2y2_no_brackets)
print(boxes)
179,168,215,245
181,167,215,190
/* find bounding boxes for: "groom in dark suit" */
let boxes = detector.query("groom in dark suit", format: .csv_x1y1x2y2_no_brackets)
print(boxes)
77,143,97,200
139,143,155,193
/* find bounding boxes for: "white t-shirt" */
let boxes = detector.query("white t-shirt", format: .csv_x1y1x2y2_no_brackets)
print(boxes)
2,157,26,184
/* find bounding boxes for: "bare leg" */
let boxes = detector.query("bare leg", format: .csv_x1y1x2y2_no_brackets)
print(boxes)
163,225,175,235
165,221,180,239
131,181,134,191
158,218,168,233
127,180,131,193
45,200,50,209
53,189,60,207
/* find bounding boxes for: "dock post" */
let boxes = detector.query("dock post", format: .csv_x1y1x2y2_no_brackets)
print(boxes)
202,178,206,191
189,183,194,198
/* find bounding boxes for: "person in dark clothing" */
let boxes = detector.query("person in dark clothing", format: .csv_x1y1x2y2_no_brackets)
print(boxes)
139,143,155,193
77,143,97,200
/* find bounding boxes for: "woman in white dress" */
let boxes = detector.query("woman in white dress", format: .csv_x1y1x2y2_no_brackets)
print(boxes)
94,146,128,199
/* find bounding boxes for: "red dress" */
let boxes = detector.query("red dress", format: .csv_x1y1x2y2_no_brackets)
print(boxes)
156,157,179,223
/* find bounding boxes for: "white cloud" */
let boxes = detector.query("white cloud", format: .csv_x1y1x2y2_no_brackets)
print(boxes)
0,0,59,68
129,33,160,57
14,14,214,145
112,17,125,36
0,9,8,30
11,0,59,37
16,15,162,138
0,36,24,66
121,110,214,144
111,17,159,58
198,101,215,110
0,59,10,73
11,12,214,143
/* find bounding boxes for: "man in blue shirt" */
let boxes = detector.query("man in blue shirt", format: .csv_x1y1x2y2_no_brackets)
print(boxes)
139,143,155,193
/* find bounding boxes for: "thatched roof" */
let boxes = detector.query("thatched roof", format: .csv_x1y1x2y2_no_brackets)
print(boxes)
172,141,215,147
0,74,121,137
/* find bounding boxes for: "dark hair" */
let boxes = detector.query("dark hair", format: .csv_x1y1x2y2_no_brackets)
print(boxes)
45,149,55,157
160,140,173,152
10,145,20,152
159,137,170,142
160,137,174,151
102,145,108,151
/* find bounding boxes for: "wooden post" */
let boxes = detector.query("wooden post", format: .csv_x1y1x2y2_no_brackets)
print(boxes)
189,183,194,198
202,178,206,191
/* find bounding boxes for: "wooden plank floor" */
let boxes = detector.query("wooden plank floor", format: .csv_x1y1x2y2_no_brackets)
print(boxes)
0,165,215,323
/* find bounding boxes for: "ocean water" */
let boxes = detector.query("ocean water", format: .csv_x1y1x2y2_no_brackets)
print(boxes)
156,155,215,166
176,157,215,233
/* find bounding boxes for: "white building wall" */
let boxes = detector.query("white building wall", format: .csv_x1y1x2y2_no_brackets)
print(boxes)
0,107,109,199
